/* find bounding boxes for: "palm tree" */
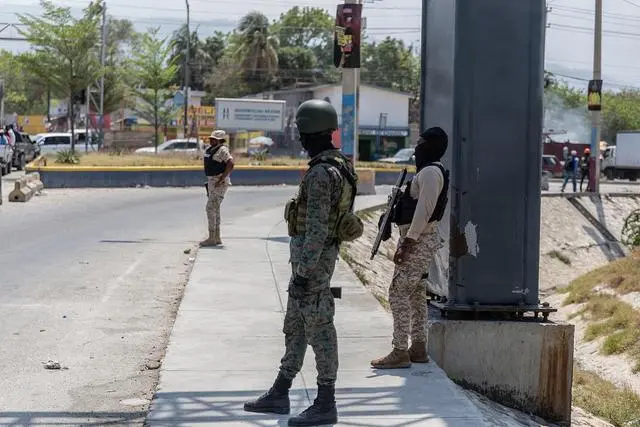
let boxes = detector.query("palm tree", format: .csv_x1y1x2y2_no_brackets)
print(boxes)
170,24,211,91
234,11,279,89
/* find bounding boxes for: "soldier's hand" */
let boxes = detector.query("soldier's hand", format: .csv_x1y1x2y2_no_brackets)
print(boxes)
393,237,416,265
288,274,309,300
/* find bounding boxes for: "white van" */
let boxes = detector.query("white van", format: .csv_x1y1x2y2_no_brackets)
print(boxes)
36,132,97,155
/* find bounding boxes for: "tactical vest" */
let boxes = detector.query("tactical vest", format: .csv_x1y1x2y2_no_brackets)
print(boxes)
285,152,361,242
393,162,450,226
204,145,226,176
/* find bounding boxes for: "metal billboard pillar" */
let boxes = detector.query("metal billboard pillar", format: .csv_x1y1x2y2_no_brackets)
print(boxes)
423,0,554,319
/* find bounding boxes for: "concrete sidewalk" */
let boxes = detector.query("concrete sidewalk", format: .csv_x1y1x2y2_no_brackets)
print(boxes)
147,199,488,426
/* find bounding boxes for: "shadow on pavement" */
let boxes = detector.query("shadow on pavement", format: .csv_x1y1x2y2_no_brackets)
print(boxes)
146,381,473,426
0,410,146,426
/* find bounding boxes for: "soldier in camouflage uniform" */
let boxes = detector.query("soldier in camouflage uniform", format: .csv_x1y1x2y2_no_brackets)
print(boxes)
371,127,449,369
244,99,361,426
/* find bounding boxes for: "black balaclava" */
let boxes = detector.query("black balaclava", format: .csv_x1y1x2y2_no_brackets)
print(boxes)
414,126,448,171
300,132,335,159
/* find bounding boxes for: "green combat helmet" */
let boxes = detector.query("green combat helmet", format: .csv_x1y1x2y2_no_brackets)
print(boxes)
295,99,339,134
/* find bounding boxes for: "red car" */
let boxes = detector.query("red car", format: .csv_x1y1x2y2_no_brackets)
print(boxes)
542,154,563,178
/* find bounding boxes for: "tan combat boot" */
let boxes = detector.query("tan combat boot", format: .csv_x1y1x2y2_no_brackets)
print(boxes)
199,233,218,247
370,348,411,369
213,228,222,246
409,341,429,363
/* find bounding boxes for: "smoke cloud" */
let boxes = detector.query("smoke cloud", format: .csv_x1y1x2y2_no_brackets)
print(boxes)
543,91,590,143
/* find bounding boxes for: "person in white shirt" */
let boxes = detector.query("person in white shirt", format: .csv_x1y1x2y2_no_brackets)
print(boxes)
371,127,449,369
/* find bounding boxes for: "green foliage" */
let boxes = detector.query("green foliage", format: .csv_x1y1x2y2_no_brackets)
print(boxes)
129,28,179,151
55,149,80,164
0,50,48,114
545,74,640,143
621,209,640,248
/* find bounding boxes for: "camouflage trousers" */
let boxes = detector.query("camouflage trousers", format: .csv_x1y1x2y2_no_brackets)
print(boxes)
205,177,227,238
279,265,338,386
389,224,442,351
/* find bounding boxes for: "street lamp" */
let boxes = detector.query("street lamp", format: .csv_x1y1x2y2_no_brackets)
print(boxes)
183,0,190,139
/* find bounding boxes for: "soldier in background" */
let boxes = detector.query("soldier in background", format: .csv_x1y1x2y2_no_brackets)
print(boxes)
371,127,449,369
200,129,234,247
244,99,362,426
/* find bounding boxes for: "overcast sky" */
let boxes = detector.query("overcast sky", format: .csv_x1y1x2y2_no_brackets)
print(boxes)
1,0,639,90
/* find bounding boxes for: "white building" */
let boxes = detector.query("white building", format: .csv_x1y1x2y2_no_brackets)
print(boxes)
246,84,413,161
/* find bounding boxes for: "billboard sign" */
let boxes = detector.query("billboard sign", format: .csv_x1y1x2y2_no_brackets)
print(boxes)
215,98,286,132
334,3,363,69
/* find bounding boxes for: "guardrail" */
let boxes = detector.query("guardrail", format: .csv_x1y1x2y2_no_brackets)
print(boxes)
9,172,44,203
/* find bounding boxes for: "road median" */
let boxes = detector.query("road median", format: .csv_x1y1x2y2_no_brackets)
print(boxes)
25,156,411,189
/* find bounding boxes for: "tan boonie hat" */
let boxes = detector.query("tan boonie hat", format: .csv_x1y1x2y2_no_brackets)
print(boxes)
209,130,226,140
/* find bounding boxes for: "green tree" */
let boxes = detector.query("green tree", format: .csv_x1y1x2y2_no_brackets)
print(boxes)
130,28,179,152
17,0,103,152
102,17,138,114
601,90,640,143
233,11,279,92
272,6,339,85
0,50,48,115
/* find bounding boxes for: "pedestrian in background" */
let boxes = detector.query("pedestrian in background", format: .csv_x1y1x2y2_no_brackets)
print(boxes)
200,130,234,247
561,149,579,193
244,99,363,426
580,148,591,192
370,127,449,369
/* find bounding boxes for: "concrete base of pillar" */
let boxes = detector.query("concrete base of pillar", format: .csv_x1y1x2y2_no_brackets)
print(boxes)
428,319,574,426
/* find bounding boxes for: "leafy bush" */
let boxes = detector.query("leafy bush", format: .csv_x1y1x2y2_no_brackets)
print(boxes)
55,149,80,165
621,209,640,248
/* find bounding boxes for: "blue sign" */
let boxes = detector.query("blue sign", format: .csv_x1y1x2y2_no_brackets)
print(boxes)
341,93,356,156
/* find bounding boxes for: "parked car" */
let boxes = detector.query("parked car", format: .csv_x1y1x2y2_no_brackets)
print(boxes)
12,131,40,170
542,154,563,178
378,148,415,165
134,138,202,154
36,132,98,155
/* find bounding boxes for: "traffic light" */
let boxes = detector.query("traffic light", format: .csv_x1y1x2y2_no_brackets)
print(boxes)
73,89,86,104
333,4,362,69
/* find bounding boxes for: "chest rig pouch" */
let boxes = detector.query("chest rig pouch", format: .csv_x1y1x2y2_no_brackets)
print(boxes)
393,162,450,226
285,155,363,242
204,145,225,176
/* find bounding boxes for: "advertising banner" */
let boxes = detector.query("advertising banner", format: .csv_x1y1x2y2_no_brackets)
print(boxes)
215,98,286,132
341,93,356,156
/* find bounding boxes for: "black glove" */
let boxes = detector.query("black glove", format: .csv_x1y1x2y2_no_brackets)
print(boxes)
288,274,309,300
378,213,392,242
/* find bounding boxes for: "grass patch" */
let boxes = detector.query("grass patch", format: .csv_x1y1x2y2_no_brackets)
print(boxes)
374,293,390,311
41,152,413,170
573,366,640,426
547,250,571,265
561,251,640,303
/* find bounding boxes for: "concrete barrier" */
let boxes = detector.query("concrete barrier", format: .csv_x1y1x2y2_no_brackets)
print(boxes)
24,164,413,189
355,168,376,195
9,172,44,203
428,319,574,426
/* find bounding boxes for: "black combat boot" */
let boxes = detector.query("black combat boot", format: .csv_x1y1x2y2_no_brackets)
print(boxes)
288,384,338,426
244,373,293,415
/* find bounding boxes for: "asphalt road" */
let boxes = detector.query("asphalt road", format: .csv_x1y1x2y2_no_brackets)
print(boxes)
0,184,296,426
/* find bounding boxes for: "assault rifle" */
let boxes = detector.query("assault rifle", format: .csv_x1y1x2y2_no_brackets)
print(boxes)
370,168,408,260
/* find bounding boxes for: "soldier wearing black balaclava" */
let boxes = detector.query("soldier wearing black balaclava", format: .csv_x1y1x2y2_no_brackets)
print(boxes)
371,127,450,369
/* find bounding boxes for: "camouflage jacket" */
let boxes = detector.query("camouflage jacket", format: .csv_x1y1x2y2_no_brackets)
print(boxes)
290,149,352,280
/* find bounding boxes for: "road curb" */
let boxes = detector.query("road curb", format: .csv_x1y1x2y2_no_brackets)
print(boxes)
25,158,413,188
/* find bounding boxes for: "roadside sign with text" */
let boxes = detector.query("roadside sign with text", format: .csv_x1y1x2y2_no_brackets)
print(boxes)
215,98,286,132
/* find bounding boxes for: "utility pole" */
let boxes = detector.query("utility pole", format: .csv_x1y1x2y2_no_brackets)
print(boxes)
99,2,107,149
340,0,362,164
589,0,603,193
85,85,90,153
183,0,190,140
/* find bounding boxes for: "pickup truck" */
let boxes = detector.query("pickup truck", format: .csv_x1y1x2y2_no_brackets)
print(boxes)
11,131,40,171
0,134,14,176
